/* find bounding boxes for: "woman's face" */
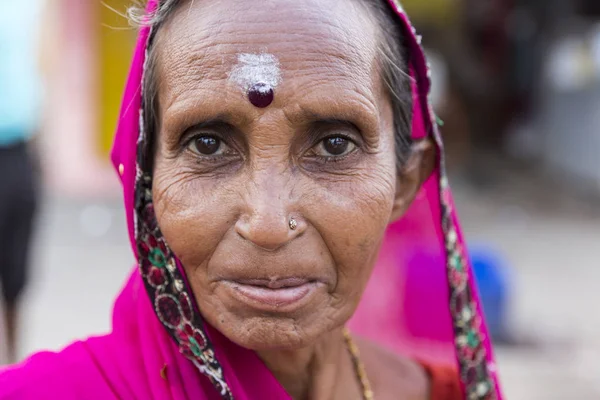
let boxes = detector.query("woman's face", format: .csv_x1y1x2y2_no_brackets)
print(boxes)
152,0,422,350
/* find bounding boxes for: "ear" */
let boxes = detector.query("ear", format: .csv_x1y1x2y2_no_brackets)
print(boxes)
389,138,437,222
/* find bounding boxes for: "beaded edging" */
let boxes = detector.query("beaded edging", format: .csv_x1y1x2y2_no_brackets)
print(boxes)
132,25,234,400
389,0,497,398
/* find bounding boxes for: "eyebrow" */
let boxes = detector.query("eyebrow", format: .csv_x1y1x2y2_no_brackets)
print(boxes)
161,81,381,144
286,99,380,137
185,118,234,131
304,117,361,133
161,99,254,134
160,111,238,148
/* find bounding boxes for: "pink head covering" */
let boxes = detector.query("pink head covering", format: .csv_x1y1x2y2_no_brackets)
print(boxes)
0,1,502,399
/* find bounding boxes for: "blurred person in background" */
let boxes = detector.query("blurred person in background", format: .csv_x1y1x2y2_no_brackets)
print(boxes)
578,0,600,17
0,0,504,399
402,0,564,178
0,1,44,363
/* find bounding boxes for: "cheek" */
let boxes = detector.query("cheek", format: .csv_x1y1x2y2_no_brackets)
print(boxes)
152,159,237,270
306,156,397,301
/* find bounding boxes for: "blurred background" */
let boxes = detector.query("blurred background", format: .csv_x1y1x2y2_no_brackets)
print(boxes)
1,0,599,398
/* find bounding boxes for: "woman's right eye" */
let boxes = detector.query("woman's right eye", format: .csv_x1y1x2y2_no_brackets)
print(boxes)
188,135,229,156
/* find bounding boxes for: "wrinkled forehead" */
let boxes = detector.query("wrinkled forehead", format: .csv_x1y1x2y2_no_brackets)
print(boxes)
154,0,383,102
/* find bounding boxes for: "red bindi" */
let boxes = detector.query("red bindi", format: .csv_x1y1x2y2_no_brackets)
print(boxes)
248,83,274,108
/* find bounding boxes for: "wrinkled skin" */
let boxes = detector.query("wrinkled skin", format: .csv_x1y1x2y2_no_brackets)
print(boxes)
152,0,432,352
151,0,433,397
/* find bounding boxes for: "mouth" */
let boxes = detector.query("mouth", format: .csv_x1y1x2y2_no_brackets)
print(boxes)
220,278,323,312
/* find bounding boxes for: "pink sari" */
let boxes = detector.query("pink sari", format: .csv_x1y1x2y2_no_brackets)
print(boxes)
0,1,502,398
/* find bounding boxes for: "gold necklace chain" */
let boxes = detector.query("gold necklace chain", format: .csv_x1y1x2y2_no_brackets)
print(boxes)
343,328,374,400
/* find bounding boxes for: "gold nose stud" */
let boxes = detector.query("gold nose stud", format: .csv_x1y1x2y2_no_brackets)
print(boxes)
289,217,298,231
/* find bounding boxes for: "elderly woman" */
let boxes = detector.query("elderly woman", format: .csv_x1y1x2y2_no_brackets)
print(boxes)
0,0,502,399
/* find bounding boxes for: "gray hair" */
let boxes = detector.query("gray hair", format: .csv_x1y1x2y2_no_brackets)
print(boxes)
130,0,413,171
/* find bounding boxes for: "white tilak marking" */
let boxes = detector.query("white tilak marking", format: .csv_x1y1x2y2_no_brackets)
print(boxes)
228,53,281,92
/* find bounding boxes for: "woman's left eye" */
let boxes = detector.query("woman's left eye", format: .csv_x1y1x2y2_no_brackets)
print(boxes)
313,136,356,157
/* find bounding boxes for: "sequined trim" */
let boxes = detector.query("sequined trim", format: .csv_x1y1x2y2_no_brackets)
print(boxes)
432,90,496,400
132,25,233,399
388,0,405,13
389,0,498,397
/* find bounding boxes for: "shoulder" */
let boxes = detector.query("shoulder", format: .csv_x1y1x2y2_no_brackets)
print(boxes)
0,340,118,400
355,337,462,400
355,337,430,400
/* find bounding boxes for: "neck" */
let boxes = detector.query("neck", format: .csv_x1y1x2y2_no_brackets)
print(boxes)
256,327,359,400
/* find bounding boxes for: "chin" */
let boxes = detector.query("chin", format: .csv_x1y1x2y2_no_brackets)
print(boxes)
225,316,322,351
202,293,349,351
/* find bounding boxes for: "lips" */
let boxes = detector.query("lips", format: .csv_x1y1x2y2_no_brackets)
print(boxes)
233,277,311,289
220,277,323,312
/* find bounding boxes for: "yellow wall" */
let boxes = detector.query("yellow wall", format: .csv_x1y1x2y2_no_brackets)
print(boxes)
401,0,459,26
98,1,137,157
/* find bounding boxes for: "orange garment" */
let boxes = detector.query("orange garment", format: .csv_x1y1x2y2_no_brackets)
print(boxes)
420,362,463,400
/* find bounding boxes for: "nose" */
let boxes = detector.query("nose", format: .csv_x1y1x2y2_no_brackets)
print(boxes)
235,173,305,251
236,213,305,251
